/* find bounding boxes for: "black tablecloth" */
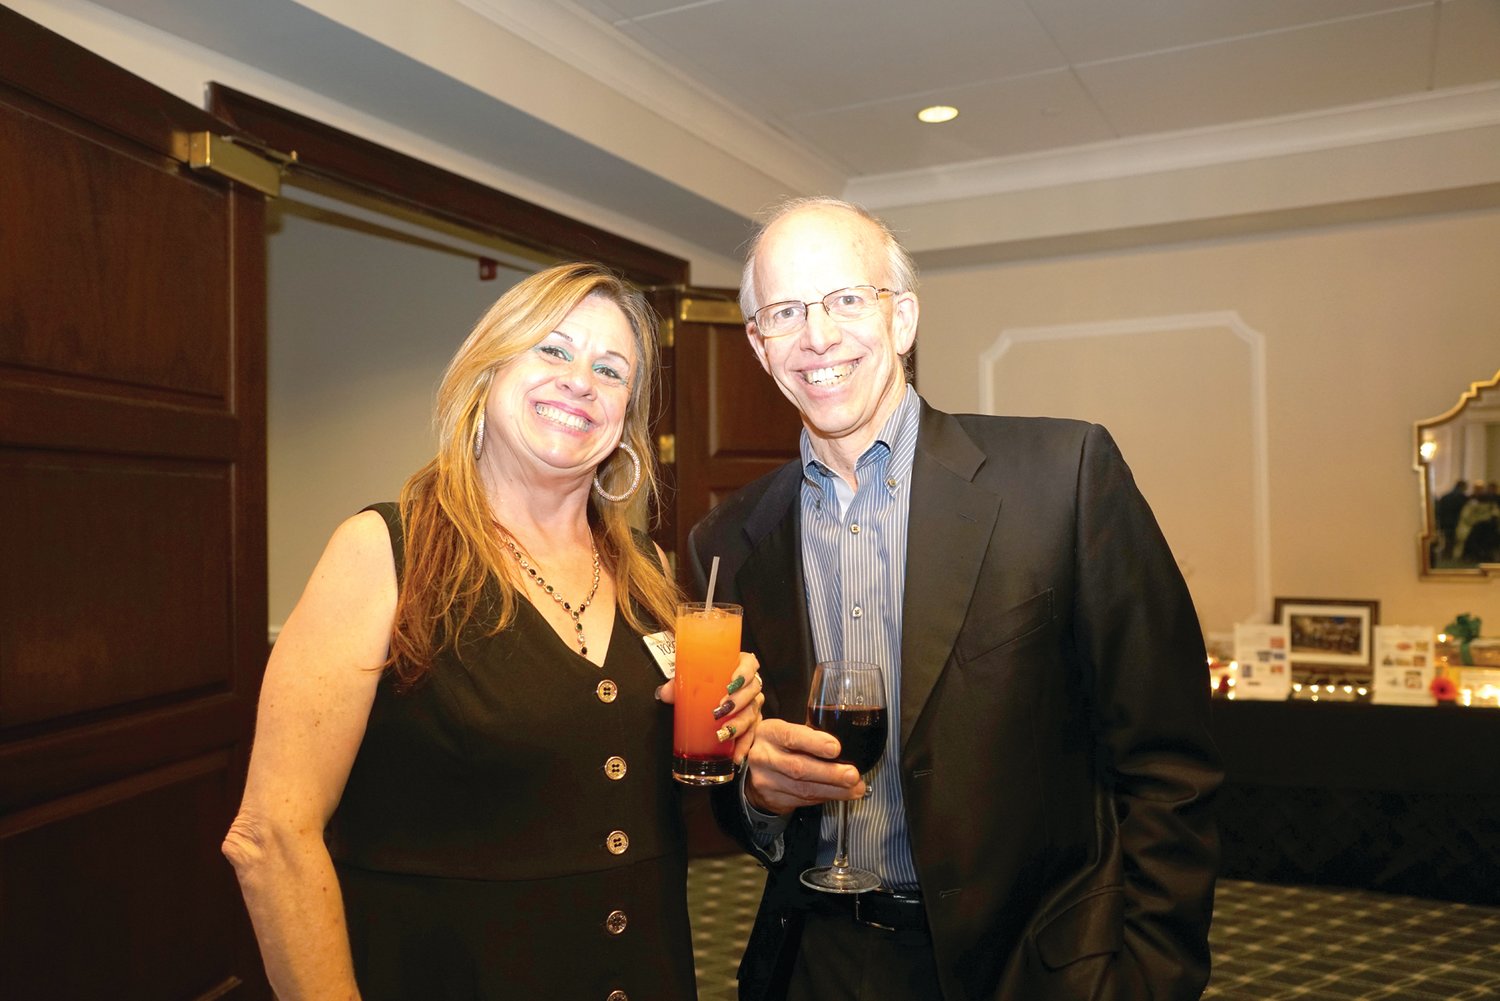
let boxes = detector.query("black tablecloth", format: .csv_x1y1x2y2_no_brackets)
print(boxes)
1210,700,1500,905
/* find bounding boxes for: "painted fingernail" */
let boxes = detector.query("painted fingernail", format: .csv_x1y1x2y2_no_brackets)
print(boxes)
712,698,736,720
725,676,746,695
716,723,737,743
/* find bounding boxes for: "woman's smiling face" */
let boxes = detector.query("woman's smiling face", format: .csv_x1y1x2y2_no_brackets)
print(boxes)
481,293,637,485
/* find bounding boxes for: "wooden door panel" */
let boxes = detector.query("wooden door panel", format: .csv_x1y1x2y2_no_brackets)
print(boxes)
1,8,269,997
0,97,230,397
671,304,802,569
0,755,245,1000
0,381,239,454
1,694,243,815
707,330,801,457
1,450,232,727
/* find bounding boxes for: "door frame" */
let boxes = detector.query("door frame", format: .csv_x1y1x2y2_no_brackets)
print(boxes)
209,85,688,289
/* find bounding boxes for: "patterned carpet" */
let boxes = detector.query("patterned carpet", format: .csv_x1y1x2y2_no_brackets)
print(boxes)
688,854,766,1001
686,856,1500,1001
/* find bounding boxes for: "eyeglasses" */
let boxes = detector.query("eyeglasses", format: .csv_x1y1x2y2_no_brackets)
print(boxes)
751,285,898,338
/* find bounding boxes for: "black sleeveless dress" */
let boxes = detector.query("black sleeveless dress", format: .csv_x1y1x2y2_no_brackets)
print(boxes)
326,503,696,1000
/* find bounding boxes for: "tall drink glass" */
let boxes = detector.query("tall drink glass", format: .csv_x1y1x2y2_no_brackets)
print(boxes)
672,601,742,785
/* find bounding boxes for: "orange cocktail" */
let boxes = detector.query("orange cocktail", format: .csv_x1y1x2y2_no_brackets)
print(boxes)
672,602,742,785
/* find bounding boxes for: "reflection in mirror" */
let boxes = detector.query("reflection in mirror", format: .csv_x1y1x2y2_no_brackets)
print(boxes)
1416,368,1500,577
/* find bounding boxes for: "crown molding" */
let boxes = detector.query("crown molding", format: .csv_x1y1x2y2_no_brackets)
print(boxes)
848,83,1500,210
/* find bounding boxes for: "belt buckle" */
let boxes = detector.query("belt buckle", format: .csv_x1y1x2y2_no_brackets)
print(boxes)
853,892,897,931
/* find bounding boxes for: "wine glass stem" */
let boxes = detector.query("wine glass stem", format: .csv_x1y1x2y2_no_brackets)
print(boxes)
831,800,852,871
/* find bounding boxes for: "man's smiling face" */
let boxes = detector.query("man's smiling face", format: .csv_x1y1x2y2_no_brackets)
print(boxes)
746,205,918,460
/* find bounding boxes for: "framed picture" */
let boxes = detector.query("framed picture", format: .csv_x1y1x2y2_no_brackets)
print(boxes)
1273,597,1380,672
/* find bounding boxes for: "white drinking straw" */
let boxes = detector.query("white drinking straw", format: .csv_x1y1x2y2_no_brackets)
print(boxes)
704,556,721,612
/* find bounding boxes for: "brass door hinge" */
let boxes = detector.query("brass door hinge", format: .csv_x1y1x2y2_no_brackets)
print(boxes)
657,433,676,465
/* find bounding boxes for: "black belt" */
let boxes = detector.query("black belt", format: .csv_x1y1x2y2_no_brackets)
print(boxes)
808,889,928,932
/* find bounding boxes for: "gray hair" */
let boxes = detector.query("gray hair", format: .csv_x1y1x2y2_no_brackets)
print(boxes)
738,196,919,321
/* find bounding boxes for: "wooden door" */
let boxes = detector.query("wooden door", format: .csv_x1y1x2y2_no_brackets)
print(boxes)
651,288,803,578
0,9,270,998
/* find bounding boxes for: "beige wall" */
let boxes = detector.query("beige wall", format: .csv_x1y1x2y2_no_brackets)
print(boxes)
267,202,522,629
916,207,1500,640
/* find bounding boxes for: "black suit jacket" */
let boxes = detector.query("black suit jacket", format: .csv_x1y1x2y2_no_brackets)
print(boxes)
688,400,1221,1001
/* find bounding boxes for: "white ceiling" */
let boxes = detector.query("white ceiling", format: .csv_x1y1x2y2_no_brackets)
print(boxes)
566,0,1500,176
30,0,1500,264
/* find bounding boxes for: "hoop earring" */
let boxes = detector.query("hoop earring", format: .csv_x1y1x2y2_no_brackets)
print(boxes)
473,411,486,460
593,441,642,503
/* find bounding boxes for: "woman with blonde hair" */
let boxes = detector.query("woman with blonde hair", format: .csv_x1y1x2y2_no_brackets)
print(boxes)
224,263,762,999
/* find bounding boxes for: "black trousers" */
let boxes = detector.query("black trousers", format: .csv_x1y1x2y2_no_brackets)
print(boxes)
784,908,944,1001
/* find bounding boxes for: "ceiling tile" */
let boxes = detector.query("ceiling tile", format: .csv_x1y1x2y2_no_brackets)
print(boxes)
787,70,1116,175
1027,0,1433,63
1436,0,1500,88
616,0,1067,119
1078,6,1438,137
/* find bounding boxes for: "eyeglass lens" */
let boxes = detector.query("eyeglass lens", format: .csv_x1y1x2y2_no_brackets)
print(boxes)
757,286,887,335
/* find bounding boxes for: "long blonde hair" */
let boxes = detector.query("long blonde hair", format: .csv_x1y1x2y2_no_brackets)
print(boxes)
388,263,679,685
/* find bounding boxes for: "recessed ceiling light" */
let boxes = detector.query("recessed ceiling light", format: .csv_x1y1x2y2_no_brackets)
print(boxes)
916,105,958,124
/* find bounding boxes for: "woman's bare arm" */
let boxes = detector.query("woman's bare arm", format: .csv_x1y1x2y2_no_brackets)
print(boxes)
222,511,396,1000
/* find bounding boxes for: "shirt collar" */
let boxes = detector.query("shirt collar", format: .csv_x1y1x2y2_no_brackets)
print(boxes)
800,384,919,487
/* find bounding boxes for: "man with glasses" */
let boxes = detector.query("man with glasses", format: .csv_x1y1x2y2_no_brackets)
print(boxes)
689,197,1220,1001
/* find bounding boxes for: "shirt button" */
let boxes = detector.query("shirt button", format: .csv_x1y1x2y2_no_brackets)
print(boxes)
596,679,618,703
850,523,860,534
852,606,863,619
604,756,628,780
608,992,629,1001
886,477,897,489
605,910,628,935
606,830,630,855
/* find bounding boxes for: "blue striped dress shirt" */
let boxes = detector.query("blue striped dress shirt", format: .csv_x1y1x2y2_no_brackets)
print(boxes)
800,385,921,891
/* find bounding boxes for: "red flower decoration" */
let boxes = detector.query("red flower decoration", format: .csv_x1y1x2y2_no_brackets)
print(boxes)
1430,675,1458,702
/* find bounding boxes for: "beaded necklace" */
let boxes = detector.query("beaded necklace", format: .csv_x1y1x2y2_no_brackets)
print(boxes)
502,534,602,657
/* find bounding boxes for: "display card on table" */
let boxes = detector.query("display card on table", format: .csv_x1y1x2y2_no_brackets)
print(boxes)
1233,623,1292,700
1370,625,1436,706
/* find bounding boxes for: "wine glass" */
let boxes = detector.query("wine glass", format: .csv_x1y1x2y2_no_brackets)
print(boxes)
799,660,889,894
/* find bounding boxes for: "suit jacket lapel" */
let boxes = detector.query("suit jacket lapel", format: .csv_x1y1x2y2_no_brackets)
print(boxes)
735,462,815,720
900,404,1001,747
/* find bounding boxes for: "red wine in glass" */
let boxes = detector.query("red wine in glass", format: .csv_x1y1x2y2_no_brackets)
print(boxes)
806,704,887,774
801,661,887,894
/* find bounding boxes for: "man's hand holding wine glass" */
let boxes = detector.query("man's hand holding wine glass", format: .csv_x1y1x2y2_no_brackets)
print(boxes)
742,718,867,815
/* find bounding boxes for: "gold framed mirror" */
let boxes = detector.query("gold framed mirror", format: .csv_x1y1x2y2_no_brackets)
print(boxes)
1415,368,1500,577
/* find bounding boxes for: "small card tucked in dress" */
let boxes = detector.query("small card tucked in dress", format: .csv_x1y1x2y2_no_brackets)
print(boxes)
642,630,676,679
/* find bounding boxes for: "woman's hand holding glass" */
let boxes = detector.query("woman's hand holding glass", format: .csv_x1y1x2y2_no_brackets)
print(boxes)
658,651,763,767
